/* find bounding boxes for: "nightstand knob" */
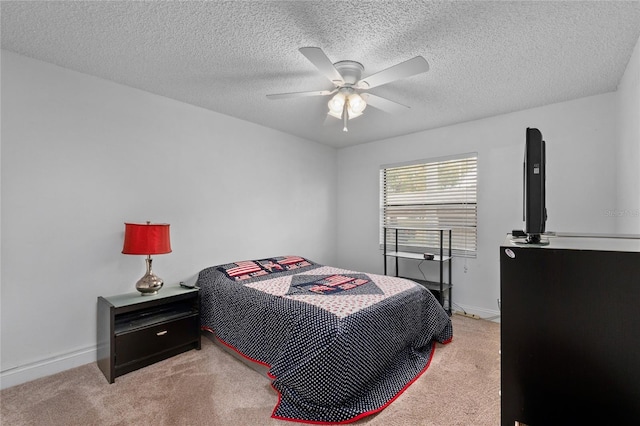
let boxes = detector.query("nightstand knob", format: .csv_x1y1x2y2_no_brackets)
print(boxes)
156,330,168,336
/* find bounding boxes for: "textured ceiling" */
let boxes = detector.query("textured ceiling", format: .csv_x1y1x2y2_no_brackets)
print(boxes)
2,1,640,148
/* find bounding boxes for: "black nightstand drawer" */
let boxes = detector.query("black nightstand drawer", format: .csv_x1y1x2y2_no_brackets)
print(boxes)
116,314,199,366
97,287,201,383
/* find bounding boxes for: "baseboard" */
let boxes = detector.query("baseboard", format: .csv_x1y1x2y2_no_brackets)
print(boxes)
0,346,97,390
452,303,500,322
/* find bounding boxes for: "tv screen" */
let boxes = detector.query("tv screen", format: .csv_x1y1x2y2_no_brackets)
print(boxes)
523,127,547,243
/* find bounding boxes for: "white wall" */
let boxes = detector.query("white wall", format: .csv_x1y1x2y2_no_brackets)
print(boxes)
0,51,338,388
335,92,620,318
616,34,640,234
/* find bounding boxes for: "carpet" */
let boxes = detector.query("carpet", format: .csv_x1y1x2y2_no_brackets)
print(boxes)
0,314,500,425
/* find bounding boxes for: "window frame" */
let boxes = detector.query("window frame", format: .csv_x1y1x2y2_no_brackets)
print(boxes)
379,152,478,258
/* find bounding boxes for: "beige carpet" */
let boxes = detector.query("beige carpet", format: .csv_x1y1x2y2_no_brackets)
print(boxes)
1,314,500,426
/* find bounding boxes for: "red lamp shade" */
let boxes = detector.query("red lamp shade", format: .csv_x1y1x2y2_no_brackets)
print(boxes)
122,222,172,255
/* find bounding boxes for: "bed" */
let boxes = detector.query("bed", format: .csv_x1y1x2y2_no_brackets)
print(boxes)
195,255,452,424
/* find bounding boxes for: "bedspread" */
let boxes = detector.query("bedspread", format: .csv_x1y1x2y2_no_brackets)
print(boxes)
196,256,452,424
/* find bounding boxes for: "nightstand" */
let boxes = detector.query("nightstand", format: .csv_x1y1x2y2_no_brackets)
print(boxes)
97,286,201,383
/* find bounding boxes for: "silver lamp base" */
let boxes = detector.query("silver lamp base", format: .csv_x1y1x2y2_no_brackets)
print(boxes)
136,257,164,295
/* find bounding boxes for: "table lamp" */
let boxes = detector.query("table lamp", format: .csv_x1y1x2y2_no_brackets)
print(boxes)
122,221,172,295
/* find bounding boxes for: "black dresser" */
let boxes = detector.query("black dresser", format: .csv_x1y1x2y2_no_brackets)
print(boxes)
500,233,640,425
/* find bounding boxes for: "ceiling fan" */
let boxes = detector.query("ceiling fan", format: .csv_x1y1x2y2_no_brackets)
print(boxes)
266,47,429,132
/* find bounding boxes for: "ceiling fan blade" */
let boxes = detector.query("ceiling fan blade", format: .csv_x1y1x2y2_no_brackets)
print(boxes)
355,56,429,89
299,47,345,86
266,89,335,100
361,93,410,114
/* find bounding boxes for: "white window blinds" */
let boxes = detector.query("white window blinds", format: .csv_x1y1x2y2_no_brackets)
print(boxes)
380,153,478,257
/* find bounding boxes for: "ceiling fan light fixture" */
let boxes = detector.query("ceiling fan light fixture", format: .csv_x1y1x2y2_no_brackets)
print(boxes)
327,92,346,114
347,93,366,114
328,91,367,120
347,110,363,119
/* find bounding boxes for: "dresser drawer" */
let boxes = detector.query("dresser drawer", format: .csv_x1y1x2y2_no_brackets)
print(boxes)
115,314,199,366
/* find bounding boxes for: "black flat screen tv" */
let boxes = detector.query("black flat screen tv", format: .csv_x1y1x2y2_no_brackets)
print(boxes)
523,127,547,243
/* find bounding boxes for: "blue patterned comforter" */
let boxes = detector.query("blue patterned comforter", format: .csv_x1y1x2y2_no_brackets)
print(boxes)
196,256,453,424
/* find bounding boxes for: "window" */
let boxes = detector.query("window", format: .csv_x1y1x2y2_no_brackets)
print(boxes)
380,153,477,257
